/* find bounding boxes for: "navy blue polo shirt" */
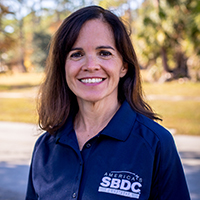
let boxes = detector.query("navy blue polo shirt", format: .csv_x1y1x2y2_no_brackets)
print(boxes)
26,101,190,200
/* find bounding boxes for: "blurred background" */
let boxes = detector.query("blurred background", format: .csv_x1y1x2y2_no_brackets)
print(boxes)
0,0,200,134
0,0,200,199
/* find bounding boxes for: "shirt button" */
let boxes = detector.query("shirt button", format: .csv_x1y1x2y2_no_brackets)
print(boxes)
72,193,76,198
86,143,91,148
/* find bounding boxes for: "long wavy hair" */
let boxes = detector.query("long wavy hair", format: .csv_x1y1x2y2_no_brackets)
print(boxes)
38,5,160,135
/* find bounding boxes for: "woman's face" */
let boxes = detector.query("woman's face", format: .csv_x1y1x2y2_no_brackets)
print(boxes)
65,19,127,104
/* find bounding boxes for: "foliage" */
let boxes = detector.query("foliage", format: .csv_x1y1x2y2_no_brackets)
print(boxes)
0,0,75,72
0,0,200,80
0,2,16,71
31,31,51,70
134,0,200,81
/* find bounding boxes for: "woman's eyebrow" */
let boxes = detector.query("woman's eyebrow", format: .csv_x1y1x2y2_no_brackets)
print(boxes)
70,46,115,51
70,47,83,51
96,46,115,50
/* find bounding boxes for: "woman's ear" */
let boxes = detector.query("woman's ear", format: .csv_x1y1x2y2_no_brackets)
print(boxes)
120,63,128,78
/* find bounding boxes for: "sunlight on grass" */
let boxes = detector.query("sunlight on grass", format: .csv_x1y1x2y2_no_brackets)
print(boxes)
0,72,200,135
0,72,44,91
143,81,200,97
149,100,200,135
0,98,38,124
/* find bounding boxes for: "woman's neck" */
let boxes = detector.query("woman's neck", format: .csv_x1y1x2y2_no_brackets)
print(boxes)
74,99,120,149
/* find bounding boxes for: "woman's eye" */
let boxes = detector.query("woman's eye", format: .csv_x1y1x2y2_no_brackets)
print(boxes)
70,52,83,58
99,51,112,57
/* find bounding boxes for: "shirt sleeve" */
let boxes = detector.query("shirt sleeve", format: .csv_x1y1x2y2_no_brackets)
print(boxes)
25,162,38,200
149,132,191,200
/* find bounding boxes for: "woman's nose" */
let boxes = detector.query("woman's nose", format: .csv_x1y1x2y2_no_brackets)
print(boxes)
82,55,100,72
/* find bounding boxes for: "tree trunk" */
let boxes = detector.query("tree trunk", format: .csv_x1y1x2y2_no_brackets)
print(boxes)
19,14,27,72
158,46,173,82
161,46,171,72
173,51,189,79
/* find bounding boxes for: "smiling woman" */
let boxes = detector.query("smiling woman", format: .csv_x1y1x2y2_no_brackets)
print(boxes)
37,6,160,134
65,19,127,107
25,5,190,200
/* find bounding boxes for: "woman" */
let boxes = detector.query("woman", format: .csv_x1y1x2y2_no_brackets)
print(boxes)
26,6,190,200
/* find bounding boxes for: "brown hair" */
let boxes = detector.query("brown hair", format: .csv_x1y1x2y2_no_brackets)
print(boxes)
38,5,160,135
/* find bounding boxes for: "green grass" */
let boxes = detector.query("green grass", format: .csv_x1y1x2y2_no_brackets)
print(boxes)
0,73,41,124
149,100,200,135
0,73,200,135
0,98,38,124
142,81,200,135
0,72,44,91
143,81,200,97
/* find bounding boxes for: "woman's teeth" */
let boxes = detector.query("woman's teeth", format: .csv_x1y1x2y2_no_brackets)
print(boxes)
80,78,103,83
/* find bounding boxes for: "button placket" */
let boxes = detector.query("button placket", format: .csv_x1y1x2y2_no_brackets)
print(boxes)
71,159,83,199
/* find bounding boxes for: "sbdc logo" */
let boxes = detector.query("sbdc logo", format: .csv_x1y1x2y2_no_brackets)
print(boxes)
98,171,142,199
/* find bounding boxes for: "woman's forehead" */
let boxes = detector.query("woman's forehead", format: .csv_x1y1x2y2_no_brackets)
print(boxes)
72,19,115,49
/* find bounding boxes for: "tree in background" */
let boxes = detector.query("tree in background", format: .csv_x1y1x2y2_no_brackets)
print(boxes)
0,0,30,72
1,0,200,81
0,2,15,72
31,31,51,70
134,0,200,82
0,0,88,72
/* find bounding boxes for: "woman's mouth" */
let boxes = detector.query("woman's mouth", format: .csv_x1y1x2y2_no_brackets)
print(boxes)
79,78,105,84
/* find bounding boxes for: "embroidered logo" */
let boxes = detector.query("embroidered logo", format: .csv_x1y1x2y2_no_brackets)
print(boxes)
98,171,142,199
